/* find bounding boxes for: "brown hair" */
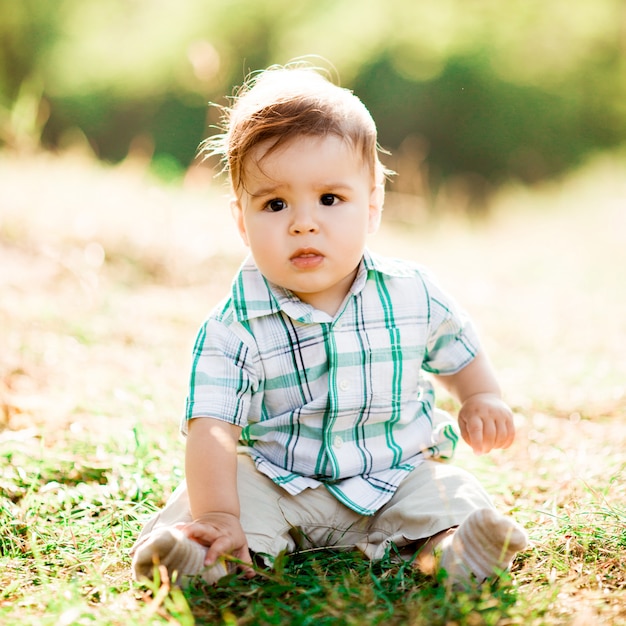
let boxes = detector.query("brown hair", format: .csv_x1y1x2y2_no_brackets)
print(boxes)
201,63,390,194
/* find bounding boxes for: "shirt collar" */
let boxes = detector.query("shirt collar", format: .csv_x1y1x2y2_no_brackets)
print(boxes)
231,250,412,323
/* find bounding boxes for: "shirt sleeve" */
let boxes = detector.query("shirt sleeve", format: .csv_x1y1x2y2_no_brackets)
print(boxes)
182,316,259,434
420,272,481,375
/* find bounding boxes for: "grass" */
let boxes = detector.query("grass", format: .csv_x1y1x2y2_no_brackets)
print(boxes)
0,149,625,625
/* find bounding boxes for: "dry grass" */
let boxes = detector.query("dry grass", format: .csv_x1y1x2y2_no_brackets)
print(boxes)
0,149,624,624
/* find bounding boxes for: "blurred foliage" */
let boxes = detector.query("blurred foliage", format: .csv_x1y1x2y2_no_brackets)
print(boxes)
1,0,625,204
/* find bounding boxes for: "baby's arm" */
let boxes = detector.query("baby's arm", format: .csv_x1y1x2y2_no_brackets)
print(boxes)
182,417,254,575
433,352,515,455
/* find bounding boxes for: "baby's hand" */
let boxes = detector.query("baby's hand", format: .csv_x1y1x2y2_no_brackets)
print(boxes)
180,512,255,577
457,393,515,455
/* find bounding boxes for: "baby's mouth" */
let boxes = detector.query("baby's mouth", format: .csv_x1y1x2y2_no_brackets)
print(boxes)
290,248,324,269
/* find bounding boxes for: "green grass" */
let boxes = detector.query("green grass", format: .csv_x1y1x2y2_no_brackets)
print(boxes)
1,424,623,625
1,151,625,624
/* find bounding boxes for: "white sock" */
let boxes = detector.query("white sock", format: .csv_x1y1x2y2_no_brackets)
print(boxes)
132,527,229,585
438,508,528,586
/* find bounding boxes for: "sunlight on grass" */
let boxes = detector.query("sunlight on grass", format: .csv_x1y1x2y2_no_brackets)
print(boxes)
1,149,624,624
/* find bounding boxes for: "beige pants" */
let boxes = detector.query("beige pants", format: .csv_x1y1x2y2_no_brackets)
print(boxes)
133,454,494,562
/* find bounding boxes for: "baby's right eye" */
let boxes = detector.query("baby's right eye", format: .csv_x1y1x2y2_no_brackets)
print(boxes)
265,198,287,212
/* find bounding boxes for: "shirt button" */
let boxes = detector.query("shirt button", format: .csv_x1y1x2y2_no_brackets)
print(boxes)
339,379,349,391
333,435,343,448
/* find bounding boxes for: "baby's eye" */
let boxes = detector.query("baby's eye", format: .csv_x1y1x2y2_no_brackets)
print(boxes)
320,194,339,206
265,198,287,212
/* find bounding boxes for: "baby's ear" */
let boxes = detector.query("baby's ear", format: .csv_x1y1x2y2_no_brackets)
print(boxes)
368,184,384,233
230,197,249,246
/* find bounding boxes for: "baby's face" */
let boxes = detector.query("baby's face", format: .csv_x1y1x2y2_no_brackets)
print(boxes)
232,134,382,316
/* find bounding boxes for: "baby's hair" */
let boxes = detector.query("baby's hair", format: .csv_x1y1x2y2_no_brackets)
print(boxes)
201,61,391,193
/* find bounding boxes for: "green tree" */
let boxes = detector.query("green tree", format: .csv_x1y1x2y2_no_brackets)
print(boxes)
1,0,624,197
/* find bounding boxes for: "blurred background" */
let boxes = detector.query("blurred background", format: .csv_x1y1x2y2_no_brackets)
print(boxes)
2,0,625,209
1,0,625,429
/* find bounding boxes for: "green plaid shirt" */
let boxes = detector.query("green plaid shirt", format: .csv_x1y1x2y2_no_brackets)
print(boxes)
184,250,480,515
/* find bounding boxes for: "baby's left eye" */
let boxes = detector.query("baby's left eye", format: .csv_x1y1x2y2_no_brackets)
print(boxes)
320,194,339,206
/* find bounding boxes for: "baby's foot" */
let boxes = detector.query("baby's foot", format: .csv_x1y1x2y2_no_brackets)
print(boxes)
132,527,229,585
438,508,528,586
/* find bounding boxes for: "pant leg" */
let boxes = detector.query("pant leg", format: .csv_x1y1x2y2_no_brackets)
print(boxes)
237,453,373,557
236,453,297,558
358,460,495,560
132,454,492,565
132,452,342,559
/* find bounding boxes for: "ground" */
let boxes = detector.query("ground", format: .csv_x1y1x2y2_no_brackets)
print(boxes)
0,150,624,625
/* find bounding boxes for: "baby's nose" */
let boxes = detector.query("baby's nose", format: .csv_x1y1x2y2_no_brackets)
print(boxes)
289,206,319,234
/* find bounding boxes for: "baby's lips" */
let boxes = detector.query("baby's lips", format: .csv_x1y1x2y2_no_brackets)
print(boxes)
290,247,323,259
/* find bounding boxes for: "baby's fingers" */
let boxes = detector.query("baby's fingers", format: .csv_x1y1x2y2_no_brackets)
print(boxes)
472,414,515,454
232,546,256,578
205,540,255,578
204,535,239,565
479,417,498,454
461,415,485,455
495,415,516,449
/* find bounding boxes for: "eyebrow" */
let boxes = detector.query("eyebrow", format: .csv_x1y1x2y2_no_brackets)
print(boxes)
248,182,356,198
248,184,281,198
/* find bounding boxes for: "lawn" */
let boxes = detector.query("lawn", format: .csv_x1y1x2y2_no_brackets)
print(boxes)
0,150,624,625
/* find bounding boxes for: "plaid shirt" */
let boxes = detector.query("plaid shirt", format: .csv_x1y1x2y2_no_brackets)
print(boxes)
184,250,480,515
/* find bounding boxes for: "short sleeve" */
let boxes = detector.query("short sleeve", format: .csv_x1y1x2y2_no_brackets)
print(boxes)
421,273,481,375
182,317,260,434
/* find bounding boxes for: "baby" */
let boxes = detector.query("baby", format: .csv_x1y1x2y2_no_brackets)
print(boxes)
131,63,527,588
